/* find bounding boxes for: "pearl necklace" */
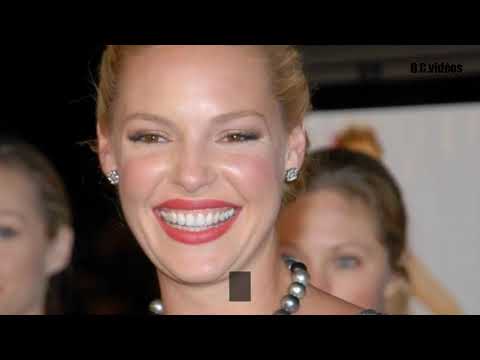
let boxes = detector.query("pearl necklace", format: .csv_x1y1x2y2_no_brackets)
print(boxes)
149,255,310,315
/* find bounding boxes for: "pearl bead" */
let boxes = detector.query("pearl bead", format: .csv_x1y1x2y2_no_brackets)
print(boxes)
149,299,165,315
288,282,306,299
281,295,300,313
291,268,310,287
291,262,307,273
282,255,297,271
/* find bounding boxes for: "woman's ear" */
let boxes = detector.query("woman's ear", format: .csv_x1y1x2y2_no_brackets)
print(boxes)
97,123,117,176
285,124,307,172
45,226,74,277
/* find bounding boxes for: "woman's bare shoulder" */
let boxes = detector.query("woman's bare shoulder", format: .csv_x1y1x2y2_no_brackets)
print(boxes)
298,286,366,315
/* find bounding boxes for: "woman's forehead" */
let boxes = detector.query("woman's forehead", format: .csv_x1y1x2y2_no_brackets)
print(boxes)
0,166,39,216
120,45,269,84
283,190,380,241
114,46,278,126
121,46,268,88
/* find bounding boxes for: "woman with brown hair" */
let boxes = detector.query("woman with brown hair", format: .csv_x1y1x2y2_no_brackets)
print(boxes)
279,148,408,313
0,136,74,314
324,125,462,314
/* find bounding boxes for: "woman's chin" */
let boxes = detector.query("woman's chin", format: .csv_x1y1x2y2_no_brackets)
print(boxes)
157,258,233,286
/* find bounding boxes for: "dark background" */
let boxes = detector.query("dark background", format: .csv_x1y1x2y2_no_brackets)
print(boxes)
2,45,480,314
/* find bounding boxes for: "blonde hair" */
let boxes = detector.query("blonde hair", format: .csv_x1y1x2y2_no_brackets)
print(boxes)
95,45,312,204
334,125,384,159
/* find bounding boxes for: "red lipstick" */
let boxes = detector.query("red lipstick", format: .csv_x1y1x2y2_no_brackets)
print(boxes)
154,199,241,245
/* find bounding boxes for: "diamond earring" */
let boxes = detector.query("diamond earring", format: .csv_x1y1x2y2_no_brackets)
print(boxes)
285,168,299,183
107,170,120,185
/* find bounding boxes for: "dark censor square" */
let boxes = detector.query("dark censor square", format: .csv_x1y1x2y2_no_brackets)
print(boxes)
229,272,251,302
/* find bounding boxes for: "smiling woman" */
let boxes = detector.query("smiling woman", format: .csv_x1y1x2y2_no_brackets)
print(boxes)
93,45,368,315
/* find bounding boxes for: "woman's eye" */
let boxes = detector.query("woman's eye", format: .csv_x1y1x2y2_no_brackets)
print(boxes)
128,133,169,144
335,256,361,270
222,132,259,143
0,226,18,239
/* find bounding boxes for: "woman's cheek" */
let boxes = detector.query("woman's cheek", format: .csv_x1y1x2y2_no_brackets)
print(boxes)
221,151,282,201
116,145,284,206
0,237,47,306
119,154,168,202
336,268,389,309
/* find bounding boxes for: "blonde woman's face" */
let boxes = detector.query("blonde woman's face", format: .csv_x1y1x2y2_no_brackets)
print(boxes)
0,167,54,314
278,190,391,311
98,46,305,284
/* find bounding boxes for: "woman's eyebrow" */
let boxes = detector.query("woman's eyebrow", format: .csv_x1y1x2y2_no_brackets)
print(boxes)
123,112,173,128
212,110,271,137
0,209,26,222
124,110,267,127
212,110,267,124
332,242,373,254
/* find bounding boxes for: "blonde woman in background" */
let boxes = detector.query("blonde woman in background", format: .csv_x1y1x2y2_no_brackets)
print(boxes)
279,148,409,314
333,125,463,315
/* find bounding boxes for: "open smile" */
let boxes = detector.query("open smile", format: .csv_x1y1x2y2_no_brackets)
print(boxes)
153,199,242,245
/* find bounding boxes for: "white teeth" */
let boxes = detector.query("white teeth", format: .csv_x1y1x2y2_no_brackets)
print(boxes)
177,213,186,226
196,213,205,227
159,208,236,230
186,213,195,227
205,213,213,226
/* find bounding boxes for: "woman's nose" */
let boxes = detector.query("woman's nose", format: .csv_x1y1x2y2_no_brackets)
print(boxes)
171,143,216,194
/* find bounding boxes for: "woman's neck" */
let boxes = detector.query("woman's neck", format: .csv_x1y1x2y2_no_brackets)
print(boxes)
157,234,292,315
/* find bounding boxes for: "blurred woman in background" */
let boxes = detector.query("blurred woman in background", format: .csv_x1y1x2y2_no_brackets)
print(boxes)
0,136,74,315
332,125,463,314
278,148,409,313
298,125,462,314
